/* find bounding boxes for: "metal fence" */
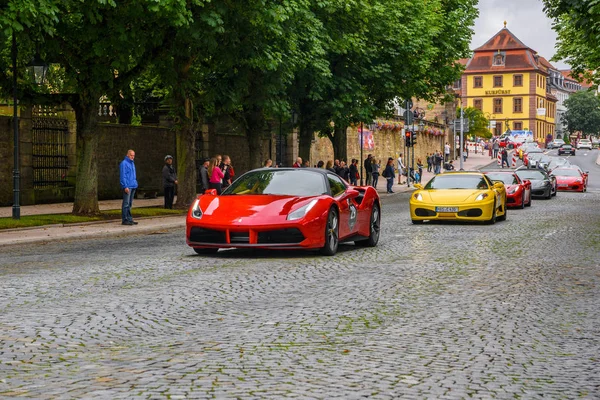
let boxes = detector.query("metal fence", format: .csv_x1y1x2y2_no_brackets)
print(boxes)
32,118,70,188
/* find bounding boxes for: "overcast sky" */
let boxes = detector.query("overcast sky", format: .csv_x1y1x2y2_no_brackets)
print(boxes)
471,0,569,69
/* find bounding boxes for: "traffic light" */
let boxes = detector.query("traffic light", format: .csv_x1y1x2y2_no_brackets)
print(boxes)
411,131,417,145
405,131,412,147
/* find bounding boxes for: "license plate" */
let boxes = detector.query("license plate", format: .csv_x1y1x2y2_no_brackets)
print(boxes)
436,207,458,213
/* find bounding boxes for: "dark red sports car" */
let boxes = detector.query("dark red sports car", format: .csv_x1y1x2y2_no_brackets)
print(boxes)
485,171,532,208
186,168,381,256
552,168,587,192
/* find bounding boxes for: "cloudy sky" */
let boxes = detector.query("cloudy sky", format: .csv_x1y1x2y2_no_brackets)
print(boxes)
471,0,569,69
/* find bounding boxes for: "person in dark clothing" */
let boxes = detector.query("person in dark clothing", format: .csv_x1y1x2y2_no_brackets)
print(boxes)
382,157,396,193
501,148,509,168
220,155,233,189
364,154,373,185
348,159,358,185
162,155,178,209
339,161,350,181
198,157,210,194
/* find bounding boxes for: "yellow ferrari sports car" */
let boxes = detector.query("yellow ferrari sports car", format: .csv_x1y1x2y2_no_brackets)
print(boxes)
409,171,507,224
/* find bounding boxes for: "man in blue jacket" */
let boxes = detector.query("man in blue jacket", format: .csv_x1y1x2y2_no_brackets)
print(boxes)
119,149,139,225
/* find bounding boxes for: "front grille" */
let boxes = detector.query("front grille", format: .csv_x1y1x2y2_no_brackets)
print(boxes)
257,228,304,244
415,208,436,217
458,209,483,217
230,231,250,244
507,197,516,204
189,227,227,244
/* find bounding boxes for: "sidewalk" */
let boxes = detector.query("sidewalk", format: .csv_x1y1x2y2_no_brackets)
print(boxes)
373,151,496,195
0,152,496,246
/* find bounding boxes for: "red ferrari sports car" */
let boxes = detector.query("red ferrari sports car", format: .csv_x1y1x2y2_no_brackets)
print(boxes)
551,167,587,192
186,168,381,256
484,171,532,208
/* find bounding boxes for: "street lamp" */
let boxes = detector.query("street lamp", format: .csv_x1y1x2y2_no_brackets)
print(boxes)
360,122,364,186
12,41,48,219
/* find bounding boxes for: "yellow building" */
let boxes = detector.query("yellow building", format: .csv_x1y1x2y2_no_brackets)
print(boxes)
460,23,556,143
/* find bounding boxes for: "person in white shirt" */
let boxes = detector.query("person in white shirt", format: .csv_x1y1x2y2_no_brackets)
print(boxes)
444,142,451,162
397,154,405,184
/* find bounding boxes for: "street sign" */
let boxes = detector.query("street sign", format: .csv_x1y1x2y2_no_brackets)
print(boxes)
490,120,496,128
537,108,546,116
453,118,470,132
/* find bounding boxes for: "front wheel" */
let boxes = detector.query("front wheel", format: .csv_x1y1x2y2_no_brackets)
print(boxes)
320,208,339,256
486,201,497,225
355,203,380,247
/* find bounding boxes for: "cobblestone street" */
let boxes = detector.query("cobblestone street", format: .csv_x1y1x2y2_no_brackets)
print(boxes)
1,191,599,399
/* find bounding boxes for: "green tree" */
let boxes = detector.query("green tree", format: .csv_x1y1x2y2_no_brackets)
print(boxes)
563,90,600,136
38,0,190,215
292,0,478,162
458,107,491,139
543,0,600,87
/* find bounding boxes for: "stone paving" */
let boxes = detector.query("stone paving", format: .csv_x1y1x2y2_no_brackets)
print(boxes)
1,189,600,398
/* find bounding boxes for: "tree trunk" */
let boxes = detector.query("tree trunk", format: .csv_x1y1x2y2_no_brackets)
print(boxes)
330,124,348,162
298,118,312,164
72,92,100,215
173,57,198,209
174,98,198,209
244,107,267,170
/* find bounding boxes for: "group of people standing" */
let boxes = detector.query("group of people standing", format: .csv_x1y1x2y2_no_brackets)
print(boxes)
198,154,235,195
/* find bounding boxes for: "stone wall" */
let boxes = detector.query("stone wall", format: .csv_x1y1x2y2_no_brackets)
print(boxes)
309,125,446,172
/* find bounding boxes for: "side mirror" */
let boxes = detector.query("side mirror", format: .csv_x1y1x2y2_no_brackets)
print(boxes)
414,183,424,190
346,189,360,199
204,189,218,196
493,182,504,189
523,179,531,186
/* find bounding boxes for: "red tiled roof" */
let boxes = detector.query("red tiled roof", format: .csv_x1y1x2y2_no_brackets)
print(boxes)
464,51,543,73
538,56,556,70
474,27,532,52
561,69,593,88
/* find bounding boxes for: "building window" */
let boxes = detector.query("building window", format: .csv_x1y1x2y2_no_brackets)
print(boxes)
493,53,505,66
493,76,503,87
513,98,523,113
514,74,523,87
473,99,483,110
453,79,461,89
514,122,522,130
494,98,503,114
474,76,483,88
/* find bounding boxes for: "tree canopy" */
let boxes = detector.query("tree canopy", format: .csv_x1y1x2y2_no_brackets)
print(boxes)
563,90,600,136
543,0,600,88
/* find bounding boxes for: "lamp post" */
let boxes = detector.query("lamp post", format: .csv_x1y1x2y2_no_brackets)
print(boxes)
360,122,364,186
12,32,19,219
12,42,48,220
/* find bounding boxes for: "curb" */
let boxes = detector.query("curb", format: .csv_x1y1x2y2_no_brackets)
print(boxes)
0,213,186,234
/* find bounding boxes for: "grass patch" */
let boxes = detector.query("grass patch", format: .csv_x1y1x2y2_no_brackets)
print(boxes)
0,207,185,230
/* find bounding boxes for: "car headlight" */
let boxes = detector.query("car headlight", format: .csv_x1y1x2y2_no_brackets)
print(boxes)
413,193,423,201
475,193,489,201
287,199,318,221
191,199,203,219
507,187,517,194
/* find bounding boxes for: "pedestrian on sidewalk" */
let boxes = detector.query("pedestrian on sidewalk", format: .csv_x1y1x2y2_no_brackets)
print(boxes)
371,159,381,189
501,148,510,168
209,157,224,194
444,142,451,162
434,151,443,175
382,158,395,193
416,158,423,183
397,153,406,184
426,153,432,173
162,155,178,209
492,139,499,159
119,149,138,225
364,154,373,186
349,159,358,185
199,157,210,194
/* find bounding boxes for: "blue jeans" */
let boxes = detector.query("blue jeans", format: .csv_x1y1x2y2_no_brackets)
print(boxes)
122,188,136,223
434,164,441,174
372,173,379,188
386,177,394,192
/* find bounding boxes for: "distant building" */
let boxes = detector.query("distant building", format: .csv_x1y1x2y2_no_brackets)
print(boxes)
460,22,557,143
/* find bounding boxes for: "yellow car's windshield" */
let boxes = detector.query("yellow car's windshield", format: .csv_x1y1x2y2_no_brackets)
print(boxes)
425,175,490,190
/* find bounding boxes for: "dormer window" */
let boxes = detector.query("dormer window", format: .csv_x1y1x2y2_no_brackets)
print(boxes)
493,52,505,66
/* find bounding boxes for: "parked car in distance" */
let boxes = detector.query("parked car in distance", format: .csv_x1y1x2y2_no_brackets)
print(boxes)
547,139,565,149
592,137,600,148
557,144,576,156
577,139,593,150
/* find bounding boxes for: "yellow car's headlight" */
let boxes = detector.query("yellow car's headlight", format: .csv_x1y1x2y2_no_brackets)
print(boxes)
475,193,489,201
413,193,423,201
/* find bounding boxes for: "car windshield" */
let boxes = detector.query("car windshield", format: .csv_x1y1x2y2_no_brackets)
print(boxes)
553,169,580,177
222,169,328,196
549,158,569,168
425,174,489,190
528,154,543,161
515,170,547,180
580,140,591,143
561,145,572,149
486,173,518,185
527,148,543,154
